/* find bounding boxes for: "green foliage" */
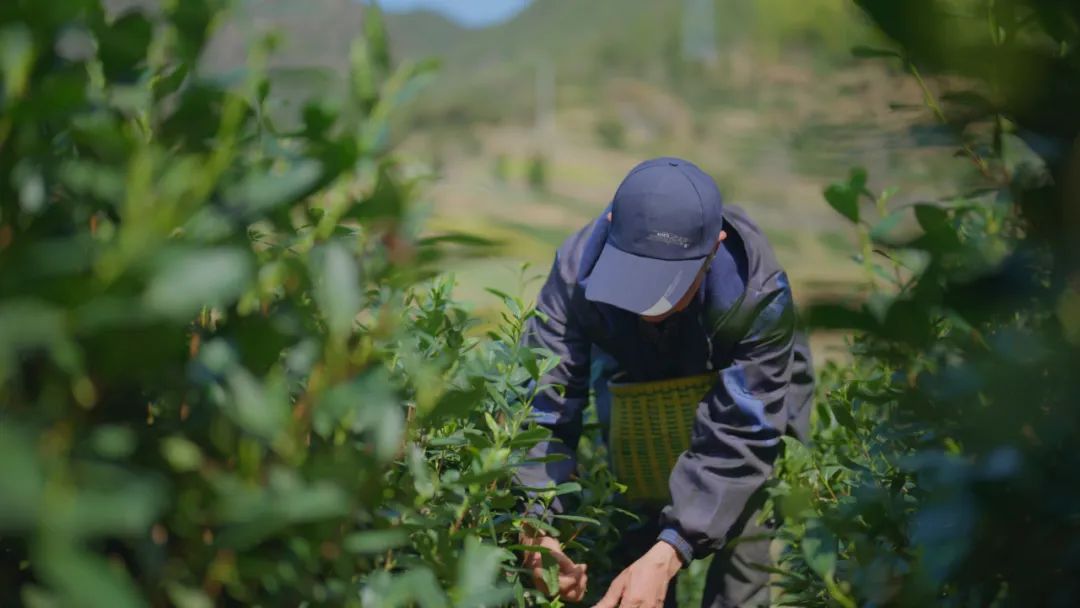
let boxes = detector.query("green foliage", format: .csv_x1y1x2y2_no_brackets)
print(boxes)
492,153,510,184
527,154,548,193
775,1,1080,605
594,115,626,150
823,168,869,224
0,1,612,606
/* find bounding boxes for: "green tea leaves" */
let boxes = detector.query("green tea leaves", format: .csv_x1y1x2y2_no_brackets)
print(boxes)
145,247,252,319
824,167,870,224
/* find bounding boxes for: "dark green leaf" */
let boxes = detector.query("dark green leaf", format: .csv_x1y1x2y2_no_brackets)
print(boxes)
824,184,859,223
97,11,152,81
831,400,857,431
803,303,874,331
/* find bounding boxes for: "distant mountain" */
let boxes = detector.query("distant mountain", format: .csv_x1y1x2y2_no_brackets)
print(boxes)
382,9,469,64
203,0,364,74
188,0,870,128
379,0,871,127
382,0,685,126
385,0,669,73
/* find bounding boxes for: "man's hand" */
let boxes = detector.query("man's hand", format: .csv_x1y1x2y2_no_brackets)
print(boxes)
592,541,682,608
521,533,588,602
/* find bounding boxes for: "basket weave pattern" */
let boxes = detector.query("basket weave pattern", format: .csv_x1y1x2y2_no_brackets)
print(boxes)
608,374,715,503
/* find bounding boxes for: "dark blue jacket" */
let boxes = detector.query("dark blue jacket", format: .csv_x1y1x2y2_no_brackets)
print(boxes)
517,204,813,563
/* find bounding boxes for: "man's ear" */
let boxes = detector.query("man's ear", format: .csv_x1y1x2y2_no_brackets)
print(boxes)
710,231,727,255
607,211,613,222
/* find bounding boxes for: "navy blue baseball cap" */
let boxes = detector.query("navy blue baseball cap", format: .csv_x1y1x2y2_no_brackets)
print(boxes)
585,157,724,316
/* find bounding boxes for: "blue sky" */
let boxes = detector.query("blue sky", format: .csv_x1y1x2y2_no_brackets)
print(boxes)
376,0,531,28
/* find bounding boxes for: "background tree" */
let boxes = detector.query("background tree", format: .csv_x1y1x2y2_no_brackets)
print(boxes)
774,1,1080,606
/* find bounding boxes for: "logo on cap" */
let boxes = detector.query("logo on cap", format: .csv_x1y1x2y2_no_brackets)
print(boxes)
645,231,692,249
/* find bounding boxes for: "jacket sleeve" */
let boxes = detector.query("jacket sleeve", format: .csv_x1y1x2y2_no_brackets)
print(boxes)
786,331,815,443
514,251,592,516
658,271,798,563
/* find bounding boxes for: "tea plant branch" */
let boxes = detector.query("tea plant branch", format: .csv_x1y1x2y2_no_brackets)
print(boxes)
824,572,858,608
905,60,998,182
811,453,840,502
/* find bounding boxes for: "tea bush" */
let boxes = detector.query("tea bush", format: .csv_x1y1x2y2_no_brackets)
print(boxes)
0,1,617,606
526,155,548,193
774,1,1080,606
8,1,1079,607
593,116,626,150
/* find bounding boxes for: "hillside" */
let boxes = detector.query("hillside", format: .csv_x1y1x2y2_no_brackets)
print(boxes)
383,0,875,127
376,0,974,355
179,0,973,352
191,0,876,128
381,9,469,62
203,0,363,75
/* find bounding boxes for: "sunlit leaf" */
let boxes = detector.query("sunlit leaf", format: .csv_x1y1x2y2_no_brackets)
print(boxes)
166,585,213,608
144,247,253,319
224,160,323,216
362,3,390,74
344,529,409,555
453,536,513,608
161,436,202,472
312,242,362,338
0,25,35,99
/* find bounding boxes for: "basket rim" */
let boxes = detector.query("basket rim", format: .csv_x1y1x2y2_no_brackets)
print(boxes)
608,372,716,395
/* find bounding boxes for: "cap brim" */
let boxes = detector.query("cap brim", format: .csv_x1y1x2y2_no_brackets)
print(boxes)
584,243,706,316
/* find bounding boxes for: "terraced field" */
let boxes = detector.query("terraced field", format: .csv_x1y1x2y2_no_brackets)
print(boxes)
401,67,977,364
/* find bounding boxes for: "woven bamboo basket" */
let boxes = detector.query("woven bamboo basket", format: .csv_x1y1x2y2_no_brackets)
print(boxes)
608,373,715,503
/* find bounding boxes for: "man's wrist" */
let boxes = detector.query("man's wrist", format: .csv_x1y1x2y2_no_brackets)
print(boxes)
651,541,683,578
657,528,693,567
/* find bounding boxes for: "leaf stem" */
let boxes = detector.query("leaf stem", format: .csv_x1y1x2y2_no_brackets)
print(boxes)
906,61,997,181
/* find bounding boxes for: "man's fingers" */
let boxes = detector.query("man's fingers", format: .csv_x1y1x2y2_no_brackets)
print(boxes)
523,538,590,603
526,536,579,574
533,566,587,600
558,561,588,588
592,573,628,608
550,547,578,572
560,568,585,588
557,572,589,604
566,574,588,603
530,569,551,595
575,572,589,600
558,572,580,592
520,536,541,567
575,571,589,589
562,564,588,603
